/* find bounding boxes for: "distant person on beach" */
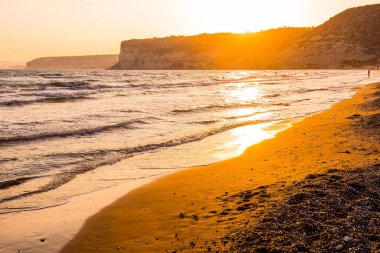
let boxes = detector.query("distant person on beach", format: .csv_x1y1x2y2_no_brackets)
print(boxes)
368,69,371,78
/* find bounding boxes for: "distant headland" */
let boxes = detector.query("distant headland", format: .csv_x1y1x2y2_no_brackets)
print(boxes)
26,55,118,70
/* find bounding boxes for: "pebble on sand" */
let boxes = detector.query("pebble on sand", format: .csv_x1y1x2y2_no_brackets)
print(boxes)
343,236,353,242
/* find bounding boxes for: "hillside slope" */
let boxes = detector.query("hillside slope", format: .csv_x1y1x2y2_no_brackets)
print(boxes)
114,4,380,70
26,55,118,70
276,4,380,68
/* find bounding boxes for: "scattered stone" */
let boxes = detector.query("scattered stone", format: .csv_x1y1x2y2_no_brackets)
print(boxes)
224,165,380,252
287,192,310,205
178,213,185,219
305,174,319,179
257,186,267,190
329,175,342,180
236,203,253,211
192,215,199,221
361,97,380,111
343,236,353,242
347,114,362,119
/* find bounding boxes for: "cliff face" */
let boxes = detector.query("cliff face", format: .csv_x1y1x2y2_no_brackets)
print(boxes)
113,28,310,70
114,4,380,70
116,44,216,70
26,55,118,70
276,4,380,68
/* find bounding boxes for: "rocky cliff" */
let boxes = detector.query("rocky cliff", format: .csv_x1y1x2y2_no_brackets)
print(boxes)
114,4,380,70
116,40,217,69
112,28,310,70
26,55,118,70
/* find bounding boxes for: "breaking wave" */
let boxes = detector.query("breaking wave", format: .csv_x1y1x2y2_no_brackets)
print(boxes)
0,119,148,144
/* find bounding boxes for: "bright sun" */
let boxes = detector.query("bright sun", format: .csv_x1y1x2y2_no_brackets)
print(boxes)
191,0,305,33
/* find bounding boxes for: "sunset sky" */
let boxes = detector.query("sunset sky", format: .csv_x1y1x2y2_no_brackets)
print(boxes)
1,0,379,62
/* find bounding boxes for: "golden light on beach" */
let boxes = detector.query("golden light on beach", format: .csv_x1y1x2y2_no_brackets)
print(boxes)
1,0,380,252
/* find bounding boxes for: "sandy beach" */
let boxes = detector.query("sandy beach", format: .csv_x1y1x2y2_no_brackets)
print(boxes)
2,2,380,253
60,82,380,252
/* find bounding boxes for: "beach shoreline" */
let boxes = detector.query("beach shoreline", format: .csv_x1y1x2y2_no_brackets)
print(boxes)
60,82,380,252
0,120,295,253
0,175,163,253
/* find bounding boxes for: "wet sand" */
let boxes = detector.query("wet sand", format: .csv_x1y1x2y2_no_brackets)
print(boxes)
61,83,380,252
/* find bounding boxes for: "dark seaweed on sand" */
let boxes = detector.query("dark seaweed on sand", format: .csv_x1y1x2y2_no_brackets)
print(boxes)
224,165,380,253
223,86,380,253
355,86,380,140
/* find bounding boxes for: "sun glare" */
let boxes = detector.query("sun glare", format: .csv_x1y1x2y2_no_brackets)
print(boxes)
225,83,261,103
192,0,305,33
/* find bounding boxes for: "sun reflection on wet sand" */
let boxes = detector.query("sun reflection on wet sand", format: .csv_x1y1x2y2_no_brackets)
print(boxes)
211,117,301,161
212,122,276,160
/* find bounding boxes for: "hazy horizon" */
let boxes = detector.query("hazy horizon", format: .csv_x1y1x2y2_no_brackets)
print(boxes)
1,0,379,64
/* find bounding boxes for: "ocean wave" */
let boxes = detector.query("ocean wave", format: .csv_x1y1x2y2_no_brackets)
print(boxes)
274,102,290,106
0,119,147,144
0,95,91,107
48,119,270,162
171,103,259,114
119,109,144,113
38,73,64,78
44,81,92,88
191,120,220,125
0,177,40,190
294,98,311,103
296,88,329,93
0,115,284,205
0,89,17,94
2,119,270,204
2,81,92,89
226,111,265,120
0,157,18,164
263,93,281,98
21,90,94,97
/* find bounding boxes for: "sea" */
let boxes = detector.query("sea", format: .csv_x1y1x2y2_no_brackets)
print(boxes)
0,70,378,252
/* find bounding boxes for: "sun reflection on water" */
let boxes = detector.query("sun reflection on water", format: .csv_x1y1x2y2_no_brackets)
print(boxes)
224,83,262,104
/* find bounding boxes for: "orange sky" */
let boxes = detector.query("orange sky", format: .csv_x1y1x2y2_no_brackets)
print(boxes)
0,0,379,62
